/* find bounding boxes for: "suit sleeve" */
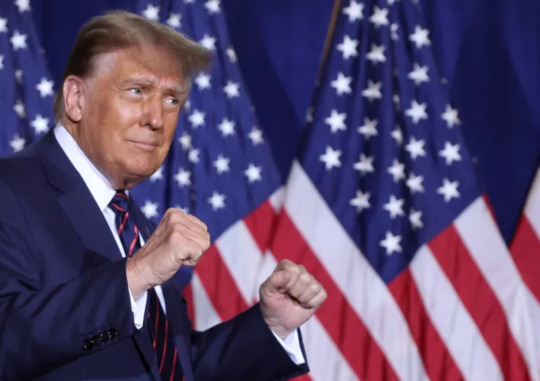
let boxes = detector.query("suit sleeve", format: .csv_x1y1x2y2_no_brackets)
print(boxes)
0,181,135,380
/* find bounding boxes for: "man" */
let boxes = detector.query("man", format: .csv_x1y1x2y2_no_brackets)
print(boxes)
0,11,326,380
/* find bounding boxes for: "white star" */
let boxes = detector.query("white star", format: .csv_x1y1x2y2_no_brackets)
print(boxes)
405,100,428,124
325,109,347,133
0,55,4,70
13,99,25,118
248,127,264,145
366,44,386,64
10,134,25,152
244,164,262,183
150,167,164,182
10,30,27,50
388,0,402,4
195,73,211,90
205,0,221,14
179,131,192,150
214,155,230,174
387,160,406,182
362,80,382,102
184,0,195,3
320,146,342,170
188,109,205,128
380,231,402,255
208,191,226,210
175,168,191,187
353,154,374,175
337,35,359,59
391,127,403,145
409,25,431,49
350,190,371,213
142,4,160,21
331,72,352,95
0,17,7,33
166,13,182,28
406,172,425,193
141,201,159,219
408,63,429,86
369,7,389,28
439,141,462,165
405,137,426,159
393,94,401,111
390,23,399,41
438,178,460,202
188,148,200,163
30,114,49,134
306,107,314,123
343,0,364,22
441,104,461,128
36,78,54,98
223,81,240,98
226,47,237,63
218,118,235,137
15,0,31,12
14,69,23,83
409,208,423,229
357,117,378,139
199,34,216,50
384,195,405,219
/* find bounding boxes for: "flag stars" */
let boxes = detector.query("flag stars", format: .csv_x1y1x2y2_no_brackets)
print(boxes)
384,195,405,219
188,109,205,128
342,0,364,22
409,26,431,49
406,172,425,193
362,80,382,102
36,78,54,97
387,159,406,182
150,167,164,182
0,17,7,33
10,30,27,50
380,231,402,255
226,48,237,63
15,0,31,12
331,72,352,95
195,73,211,89
142,4,160,21
366,44,386,64
409,208,423,229
30,114,49,134
357,117,378,139
353,154,375,175
248,127,264,145
188,148,200,163
13,99,25,118
199,34,216,50
15,69,23,83
406,100,428,124
408,63,429,86
438,178,460,202
441,104,461,128
350,190,371,213
320,146,342,170
337,35,359,59
208,191,226,210
214,155,230,174
179,132,192,150
223,81,240,98
390,23,399,41
141,201,159,219
218,118,236,137
325,109,347,133
10,135,25,152
0,55,4,70
369,7,389,28
166,13,182,28
174,168,191,187
244,164,262,183
391,127,403,145
405,137,426,159
439,142,462,165
205,0,221,14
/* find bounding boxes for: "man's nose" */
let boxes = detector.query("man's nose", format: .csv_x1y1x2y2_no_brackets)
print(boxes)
142,96,164,130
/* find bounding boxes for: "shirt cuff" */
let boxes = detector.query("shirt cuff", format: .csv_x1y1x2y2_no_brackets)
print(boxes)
129,289,148,329
271,329,306,365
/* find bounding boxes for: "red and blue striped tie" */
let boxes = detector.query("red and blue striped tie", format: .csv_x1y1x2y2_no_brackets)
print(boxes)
109,191,183,381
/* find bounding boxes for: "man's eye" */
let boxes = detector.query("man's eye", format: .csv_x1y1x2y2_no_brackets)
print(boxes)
128,88,142,95
165,97,179,105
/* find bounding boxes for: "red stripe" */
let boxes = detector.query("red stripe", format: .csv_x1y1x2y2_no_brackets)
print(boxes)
388,268,464,380
116,191,129,199
111,203,126,213
243,201,277,252
510,215,540,303
195,245,249,321
271,211,398,380
118,212,128,235
159,319,169,373
169,348,178,381
429,225,530,380
128,225,139,256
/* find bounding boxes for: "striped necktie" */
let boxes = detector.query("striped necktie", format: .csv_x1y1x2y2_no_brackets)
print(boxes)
109,191,183,380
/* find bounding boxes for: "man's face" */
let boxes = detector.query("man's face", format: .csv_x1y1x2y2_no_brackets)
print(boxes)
72,44,187,189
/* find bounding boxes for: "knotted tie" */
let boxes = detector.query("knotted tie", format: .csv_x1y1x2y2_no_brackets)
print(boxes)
109,191,183,381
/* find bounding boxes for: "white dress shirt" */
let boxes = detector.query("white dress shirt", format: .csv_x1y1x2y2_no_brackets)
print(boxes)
54,124,304,364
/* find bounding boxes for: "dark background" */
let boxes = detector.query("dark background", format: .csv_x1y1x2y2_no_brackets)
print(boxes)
31,0,540,243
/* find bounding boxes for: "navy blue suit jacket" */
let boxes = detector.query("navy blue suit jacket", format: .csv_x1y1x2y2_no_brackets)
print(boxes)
0,131,309,380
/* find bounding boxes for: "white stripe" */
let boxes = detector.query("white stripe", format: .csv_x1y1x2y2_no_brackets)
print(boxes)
269,186,286,212
411,245,503,380
284,161,428,380
455,197,540,380
191,273,222,330
523,168,540,238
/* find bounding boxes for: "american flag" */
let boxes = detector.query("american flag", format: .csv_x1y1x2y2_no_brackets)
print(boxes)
267,0,540,380
0,0,55,155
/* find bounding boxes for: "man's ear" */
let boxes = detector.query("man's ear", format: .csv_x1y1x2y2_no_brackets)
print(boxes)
63,75,86,123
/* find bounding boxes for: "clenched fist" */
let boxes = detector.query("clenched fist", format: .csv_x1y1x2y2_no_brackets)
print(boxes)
260,260,327,340
126,208,210,298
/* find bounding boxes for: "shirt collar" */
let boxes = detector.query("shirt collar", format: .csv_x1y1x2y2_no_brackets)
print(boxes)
54,123,116,212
